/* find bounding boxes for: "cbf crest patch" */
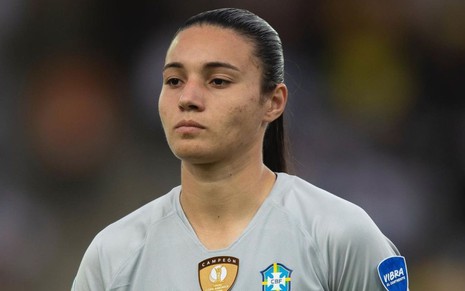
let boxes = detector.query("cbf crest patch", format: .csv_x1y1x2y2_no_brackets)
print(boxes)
377,256,408,291
261,262,292,291
198,256,239,291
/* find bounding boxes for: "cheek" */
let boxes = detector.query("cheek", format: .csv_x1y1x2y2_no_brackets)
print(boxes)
224,104,248,125
225,103,263,134
158,100,173,134
158,92,172,118
230,93,260,115
157,102,166,124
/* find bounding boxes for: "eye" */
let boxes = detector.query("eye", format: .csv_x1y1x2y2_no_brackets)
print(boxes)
210,78,231,88
165,78,182,87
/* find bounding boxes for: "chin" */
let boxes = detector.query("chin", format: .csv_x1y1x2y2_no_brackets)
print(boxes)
173,149,215,164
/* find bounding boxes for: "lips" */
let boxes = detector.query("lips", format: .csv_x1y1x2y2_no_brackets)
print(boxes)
174,120,206,135
174,120,206,129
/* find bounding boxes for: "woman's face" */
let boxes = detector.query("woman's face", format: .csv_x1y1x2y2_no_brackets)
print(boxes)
158,25,273,166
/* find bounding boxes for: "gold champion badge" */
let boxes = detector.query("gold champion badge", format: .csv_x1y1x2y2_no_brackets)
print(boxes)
198,256,239,291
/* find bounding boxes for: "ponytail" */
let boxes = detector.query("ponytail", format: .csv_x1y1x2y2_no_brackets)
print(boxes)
263,115,288,173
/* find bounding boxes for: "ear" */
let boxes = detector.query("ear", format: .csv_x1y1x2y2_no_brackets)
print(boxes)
263,83,288,123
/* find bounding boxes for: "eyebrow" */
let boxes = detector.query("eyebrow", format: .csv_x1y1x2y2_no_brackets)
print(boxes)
163,61,241,72
163,62,183,72
204,62,241,72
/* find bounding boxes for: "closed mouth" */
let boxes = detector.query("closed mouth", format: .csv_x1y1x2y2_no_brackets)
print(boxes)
174,120,206,129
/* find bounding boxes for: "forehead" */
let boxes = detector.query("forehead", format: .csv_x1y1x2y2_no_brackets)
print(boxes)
165,25,258,69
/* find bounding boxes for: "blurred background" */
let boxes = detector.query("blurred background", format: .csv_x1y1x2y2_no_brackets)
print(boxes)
0,0,464,290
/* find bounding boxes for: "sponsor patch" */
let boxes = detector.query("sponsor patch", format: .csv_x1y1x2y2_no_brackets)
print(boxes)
377,256,408,291
261,262,292,291
198,256,239,291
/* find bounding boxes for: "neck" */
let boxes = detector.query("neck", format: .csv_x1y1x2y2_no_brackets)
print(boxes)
179,154,276,249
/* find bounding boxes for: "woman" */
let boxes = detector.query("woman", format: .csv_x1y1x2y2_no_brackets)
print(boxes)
73,8,408,291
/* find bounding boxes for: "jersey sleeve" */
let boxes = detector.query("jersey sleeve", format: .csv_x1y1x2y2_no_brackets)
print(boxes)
323,205,405,291
71,240,106,291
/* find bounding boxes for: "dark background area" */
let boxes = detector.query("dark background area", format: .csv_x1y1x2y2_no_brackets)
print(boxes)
0,0,464,290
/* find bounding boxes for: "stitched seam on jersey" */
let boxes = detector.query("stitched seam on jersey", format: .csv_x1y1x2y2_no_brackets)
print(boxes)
107,210,178,289
108,283,131,290
93,242,105,290
267,199,330,286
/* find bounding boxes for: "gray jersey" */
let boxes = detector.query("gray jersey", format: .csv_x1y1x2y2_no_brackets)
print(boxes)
72,173,408,291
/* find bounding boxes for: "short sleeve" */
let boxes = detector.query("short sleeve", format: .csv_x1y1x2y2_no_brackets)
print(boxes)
324,207,403,291
72,240,105,291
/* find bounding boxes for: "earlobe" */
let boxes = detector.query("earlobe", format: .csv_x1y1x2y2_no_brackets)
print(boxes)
264,83,288,122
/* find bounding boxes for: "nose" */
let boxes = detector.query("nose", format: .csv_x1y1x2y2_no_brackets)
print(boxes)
178,80,205,112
